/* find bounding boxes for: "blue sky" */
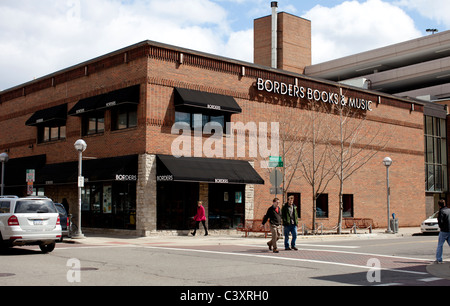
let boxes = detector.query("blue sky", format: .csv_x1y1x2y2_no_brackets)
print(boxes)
0,0,449,91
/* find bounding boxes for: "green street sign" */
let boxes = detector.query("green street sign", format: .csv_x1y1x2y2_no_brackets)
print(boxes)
269,156,283,167
269,156,282,162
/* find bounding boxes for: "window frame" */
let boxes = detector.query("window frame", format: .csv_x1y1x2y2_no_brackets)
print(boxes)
111,104,138,131
424,116,448,192
175,111,230,134
316,194,328,219
82,112,105,136
38,125,66,143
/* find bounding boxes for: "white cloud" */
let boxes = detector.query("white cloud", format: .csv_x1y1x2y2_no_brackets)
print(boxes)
222,29,254,61
0,0,248,91
0,0,430,90
395,0,450,28
303,0,422,63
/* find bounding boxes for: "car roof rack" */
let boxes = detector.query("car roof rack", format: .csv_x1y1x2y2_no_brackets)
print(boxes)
0,195,19,199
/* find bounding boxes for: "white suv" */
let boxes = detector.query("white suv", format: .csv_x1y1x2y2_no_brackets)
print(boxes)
0,196,62,253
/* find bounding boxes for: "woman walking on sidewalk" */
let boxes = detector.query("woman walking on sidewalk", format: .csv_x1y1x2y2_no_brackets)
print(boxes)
192,201,208,236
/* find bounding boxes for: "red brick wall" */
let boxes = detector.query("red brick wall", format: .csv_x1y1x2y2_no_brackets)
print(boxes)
145,52,425,228
0,57,148,164
254,13,312,74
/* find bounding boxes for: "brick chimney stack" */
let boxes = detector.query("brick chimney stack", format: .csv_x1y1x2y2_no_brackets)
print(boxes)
254,3,312,74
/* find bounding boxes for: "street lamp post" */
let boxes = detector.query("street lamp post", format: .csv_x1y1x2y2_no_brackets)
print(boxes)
0,153,9,196
383,157,393,233
73,139,87,239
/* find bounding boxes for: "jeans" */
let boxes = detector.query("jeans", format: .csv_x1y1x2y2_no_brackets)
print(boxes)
284,224,297,248
436,231,450,262
268,224,282,250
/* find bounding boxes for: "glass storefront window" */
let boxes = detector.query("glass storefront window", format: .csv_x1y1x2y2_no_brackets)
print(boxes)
425,116,447,192
209,184,245,230
175,111,228,133
81,182,136,230
175,111,191,126
192,114,207,130
157,182,199,230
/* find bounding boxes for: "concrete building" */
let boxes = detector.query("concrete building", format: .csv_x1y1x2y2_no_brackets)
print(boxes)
304,30,450,100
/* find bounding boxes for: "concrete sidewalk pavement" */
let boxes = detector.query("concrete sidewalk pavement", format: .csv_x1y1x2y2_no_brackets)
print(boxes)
63,226,423,246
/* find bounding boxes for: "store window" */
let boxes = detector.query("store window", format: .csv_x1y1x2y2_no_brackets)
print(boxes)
175,111,228,133
209,184,245,229
316,194,328,218
343,194,354,218
173,87,241,134
112,104,138,130
157,182,199,230
81,182,136,230
425,116,448,192
38,125,66,143
82,113,105,135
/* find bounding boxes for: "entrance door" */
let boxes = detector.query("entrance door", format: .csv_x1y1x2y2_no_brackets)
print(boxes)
208,184,245,229
157,182,199,230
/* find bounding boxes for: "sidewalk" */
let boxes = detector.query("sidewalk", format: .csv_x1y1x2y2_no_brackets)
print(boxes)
63,226,422,246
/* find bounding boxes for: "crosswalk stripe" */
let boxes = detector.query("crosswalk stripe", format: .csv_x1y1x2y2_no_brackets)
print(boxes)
418,277,443,282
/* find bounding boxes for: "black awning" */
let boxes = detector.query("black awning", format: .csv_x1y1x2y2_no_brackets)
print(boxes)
83,155,138,182
68,85,140,116
35,155,138,185
156,155,264,185
4,155,46,187
97,85,140,110
68,94,106,116
174,88,242,114
25,104,67,127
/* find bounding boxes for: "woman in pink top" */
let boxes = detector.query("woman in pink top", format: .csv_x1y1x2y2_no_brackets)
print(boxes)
191,201,208,236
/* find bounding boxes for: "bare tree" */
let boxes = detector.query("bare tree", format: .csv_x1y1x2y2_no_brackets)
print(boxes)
263,99,308,205
296,102,335,231
265,98,337,231
327,89,392,233
265,93,389,233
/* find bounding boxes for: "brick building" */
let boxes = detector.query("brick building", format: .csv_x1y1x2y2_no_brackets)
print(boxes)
0,9,426,235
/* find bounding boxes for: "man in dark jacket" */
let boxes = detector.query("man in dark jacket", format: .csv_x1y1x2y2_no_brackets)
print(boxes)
282,195,298,251
435,199,450,263
262,198,282,253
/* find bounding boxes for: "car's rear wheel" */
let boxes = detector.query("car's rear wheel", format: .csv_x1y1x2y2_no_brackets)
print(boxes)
39,242,56,253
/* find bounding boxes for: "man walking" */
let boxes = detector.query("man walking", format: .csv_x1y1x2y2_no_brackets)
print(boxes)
282,195,298,251
262,198,282,253
435,199,450,263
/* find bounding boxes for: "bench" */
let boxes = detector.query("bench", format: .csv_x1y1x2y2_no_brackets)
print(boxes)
344,218,374,229
237,219,271,238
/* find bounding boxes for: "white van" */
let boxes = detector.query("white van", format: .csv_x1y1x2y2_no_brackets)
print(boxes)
0,196,62,253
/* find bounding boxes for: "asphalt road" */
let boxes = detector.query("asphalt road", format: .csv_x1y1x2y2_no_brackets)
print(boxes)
0,233,448,288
